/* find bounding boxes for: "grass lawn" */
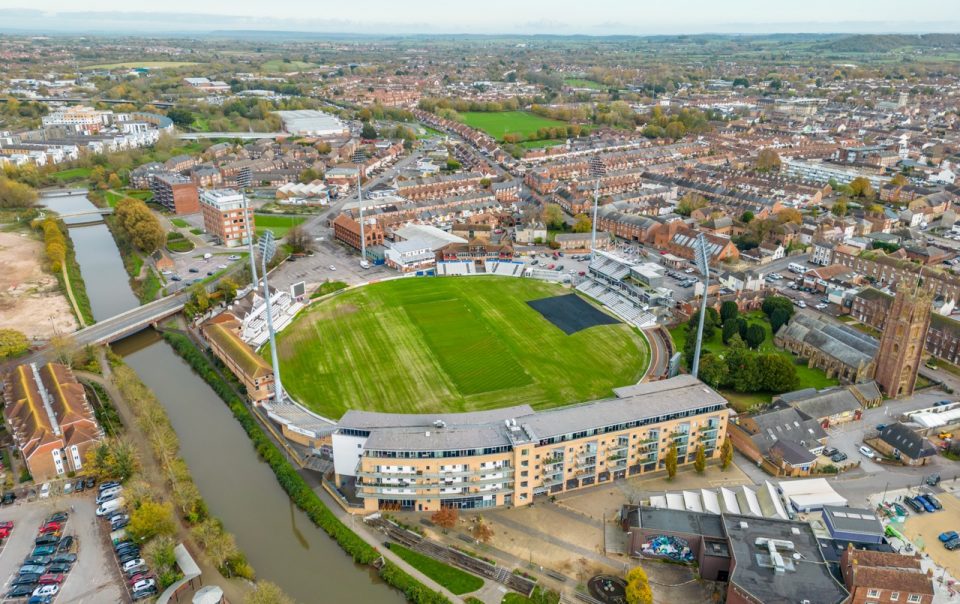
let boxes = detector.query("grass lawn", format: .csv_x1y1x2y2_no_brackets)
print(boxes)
271,277,649,419
51,167,91,182
170,218,190,228
85,61,201,69
260,59,318,73
460,111,569,141
564,78,605,90
254,214,305,239
387,543,483,595
669,311,839,412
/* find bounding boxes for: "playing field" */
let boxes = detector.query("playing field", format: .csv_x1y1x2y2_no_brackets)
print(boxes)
85,61,201,70
254,214,305,238
460,111,569,141
272,277,650,419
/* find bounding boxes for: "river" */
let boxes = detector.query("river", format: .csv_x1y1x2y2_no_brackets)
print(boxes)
42,191,401,603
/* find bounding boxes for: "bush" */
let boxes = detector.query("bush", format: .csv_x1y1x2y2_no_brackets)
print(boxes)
161,332,452,604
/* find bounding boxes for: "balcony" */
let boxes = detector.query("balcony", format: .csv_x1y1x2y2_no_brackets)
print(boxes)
542,456,564,469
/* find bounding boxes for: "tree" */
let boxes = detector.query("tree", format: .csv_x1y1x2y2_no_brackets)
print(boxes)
744,323,765,349
217,278,239,304
625,566,653,604
299,168,321,184
741,211,754,223
361,123,377,139
166,108,194,128
572,214,592,233
664,441,678,480
431,507,458,533
127,500,176,542
689,307,720,342
755,149,782,172
49,333,78,367
776,208,803,225
890,173,908,187
698,354,729,389
676,192,708,217
849,177,875,199
187,282,210,316
720,438,733,470
721,319,740,345
831,198,848,217
770,307,791,334
720,301,739,323
758,353,799,392
107,173,123,189
114,198,164,254
0,329,29,360
542,204,564,230
761,296,794,321
471,517,494,544
0,177,38,208
694,444,706,473
285,225,312,254
445,158,461,171
246,582,294,604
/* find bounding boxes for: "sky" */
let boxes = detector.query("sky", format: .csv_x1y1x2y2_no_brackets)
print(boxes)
0,0,958,35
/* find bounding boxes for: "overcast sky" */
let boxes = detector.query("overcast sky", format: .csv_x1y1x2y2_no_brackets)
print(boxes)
1,0,958,34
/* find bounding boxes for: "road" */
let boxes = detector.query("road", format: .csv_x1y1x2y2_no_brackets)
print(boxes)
643,326,671,381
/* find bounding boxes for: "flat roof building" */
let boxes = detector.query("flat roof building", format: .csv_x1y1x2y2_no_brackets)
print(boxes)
151,173,200,215
275,110,349,137
200,188,253,248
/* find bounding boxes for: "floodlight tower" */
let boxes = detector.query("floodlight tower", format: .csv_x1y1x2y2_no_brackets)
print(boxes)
258,230,284,405
353,149,367,265
242,192,258,287
690,233,711,379
588,155,606,261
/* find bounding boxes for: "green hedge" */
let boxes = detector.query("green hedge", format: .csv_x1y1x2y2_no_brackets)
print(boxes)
161,331,451,604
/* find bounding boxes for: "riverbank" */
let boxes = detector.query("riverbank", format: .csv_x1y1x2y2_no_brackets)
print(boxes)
160,330,459,604
103,214,164,304
0,229,79,340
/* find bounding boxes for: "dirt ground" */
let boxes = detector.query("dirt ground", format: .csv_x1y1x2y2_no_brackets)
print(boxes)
903,491,960,578
0,230,77,340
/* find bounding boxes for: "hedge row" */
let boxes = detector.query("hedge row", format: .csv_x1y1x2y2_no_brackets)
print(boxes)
161,331,452,604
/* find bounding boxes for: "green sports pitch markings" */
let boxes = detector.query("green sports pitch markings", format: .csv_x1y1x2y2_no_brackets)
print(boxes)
271,277,650,419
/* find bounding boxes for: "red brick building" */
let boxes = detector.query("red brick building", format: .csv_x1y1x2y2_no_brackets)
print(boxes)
332,213,384,251
841,547,933,604
151,173,200,215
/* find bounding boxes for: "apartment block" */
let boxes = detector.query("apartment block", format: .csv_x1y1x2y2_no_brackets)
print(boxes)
151,173,200,215
200,188,253,248
333,375,729,512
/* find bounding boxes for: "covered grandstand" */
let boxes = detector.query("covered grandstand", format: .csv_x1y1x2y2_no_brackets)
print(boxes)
576,250,665,328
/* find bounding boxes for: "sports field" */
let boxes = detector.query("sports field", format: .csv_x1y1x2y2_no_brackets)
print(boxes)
460,111,569,141
272,277,649,419
254,214,305,238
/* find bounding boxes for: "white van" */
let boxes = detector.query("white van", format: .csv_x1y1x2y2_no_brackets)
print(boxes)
96,497,125,517
96,486,122,505
788,262,806,274
203,253,213,260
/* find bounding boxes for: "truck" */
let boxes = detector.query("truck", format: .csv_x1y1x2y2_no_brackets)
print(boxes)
360,260,370,269
788,262,806,274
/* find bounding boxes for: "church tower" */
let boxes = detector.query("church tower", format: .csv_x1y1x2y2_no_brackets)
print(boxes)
874,282,932,398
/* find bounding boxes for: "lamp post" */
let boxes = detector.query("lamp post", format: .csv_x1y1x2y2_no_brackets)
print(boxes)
691,233,711,378
258,230,283,405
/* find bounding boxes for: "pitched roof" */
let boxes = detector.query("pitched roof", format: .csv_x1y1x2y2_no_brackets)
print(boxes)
204,321,273,380
848,549,932,595
878,423,937,460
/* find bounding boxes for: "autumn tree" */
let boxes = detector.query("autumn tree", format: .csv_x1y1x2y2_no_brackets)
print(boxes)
676,192,708,217
776,207,802,225
49,333,78,367
664,441,678,480
890,173,908,187
107,173,123,189
217,277,239,304
127,500,177,542
246,582,294,604
755,148,782,172
720,438,734,470
694,444,706,473
431,507,459,533
573,214,592,233
0,329,29,360
114,197,164,254
85,439,140,481
0,177,38,208
542,204,564,230
831,197,849,217
285,224,312,253
299,168,321,184
625,566,653,604
471,516,494,544
849,177,875,199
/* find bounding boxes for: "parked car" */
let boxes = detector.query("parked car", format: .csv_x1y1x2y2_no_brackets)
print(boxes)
74,479,84,493
0,520,15,530
821,447,839,457
12,574,40,586
122,558,146,573
188,267,199,273
57,536,73,552
19,565,47,576
876,424,887,432
115,545,139,557
39,522,62,533
858,445,876,458
34,535,59,546
227,255,240,261
128,572,155,586
7,585,34,598
38,484,50,499
125,564,148,577
46,563,71,575
110,514,129,530
32,545,56,557
935,400,953,407
31,584,58,598
329,265,337,271
51,553,76,564
905,497,924,513
892,502,909,517
2,491,16,505
84,477,96,490
132,578,156,592
923,493,943,510
119,551,141,565
916,496,936,513
46,512,68,524
37,574,64,586
946,538,960,551
133,585,158,600
939,531,958,542
62,482,72,495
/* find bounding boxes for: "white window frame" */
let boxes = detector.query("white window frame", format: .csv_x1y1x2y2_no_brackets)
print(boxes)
867,589,881,598
907,595,922,604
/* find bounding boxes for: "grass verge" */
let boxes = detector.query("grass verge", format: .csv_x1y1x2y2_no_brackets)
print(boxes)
161,331,452,604
387,543,483,595
58,223,95,325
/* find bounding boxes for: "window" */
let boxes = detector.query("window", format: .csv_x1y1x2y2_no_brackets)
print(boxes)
867,590,881,598
907,596,922,604
890,593,899,601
